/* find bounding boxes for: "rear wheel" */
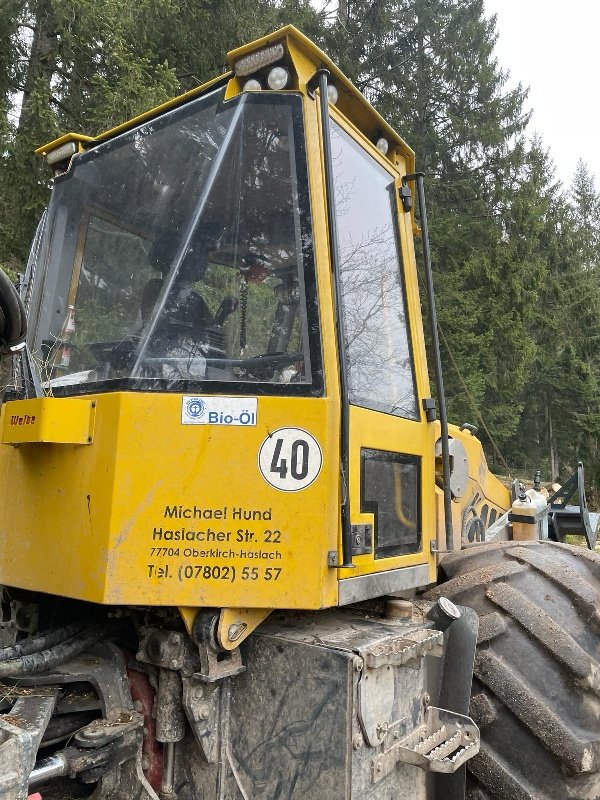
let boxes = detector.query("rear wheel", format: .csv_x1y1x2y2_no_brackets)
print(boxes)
426,540,600,800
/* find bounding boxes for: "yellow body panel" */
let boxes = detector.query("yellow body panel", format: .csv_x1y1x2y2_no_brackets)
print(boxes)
0,393,340,608
434,423,511,551
344,405,436,586
2,397,96,444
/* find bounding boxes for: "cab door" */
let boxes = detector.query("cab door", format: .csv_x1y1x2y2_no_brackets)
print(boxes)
328,116,437,602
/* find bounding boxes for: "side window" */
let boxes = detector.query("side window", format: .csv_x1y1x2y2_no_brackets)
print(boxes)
361,449,421,557
330,122,418,420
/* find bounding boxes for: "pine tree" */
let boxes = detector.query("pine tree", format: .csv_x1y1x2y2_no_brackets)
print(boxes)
0,0,323,268
2,0,600,488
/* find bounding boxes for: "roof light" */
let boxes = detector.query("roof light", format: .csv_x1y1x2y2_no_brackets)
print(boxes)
267,66,290,90
327,84,339,105
235,43,285,77
46,141,77,166
243,78,263,92
376,137,389,155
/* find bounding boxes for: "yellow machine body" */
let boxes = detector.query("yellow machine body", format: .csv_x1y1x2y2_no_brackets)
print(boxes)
0,26,510,614
0,394,338,607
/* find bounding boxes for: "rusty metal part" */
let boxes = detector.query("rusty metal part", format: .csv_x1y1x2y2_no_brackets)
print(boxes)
182,674,221,763
0,688,57,798
1,642,158,798
128,667,163,791
137,629,188,672
155,669,185,743
192,612,245,681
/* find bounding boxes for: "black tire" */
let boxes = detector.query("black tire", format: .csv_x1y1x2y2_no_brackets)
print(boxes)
0,267,25,346
426,540,600,800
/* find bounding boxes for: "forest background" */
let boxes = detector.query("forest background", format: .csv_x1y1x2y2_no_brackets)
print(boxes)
1,0,599,492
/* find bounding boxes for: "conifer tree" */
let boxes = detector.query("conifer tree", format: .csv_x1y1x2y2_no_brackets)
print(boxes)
1,0,600,488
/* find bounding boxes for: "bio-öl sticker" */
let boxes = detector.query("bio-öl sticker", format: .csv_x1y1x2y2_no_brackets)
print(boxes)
181,396,257,426
258,427,322,491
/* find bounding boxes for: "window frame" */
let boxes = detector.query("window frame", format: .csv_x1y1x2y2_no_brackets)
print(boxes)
37,89,324,399
327,112,419,420
360,448,423,558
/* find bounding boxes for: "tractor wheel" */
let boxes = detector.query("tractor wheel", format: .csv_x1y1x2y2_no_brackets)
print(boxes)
426,540,600,800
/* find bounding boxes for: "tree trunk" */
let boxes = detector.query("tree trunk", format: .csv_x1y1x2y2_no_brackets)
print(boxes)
337,0,349,25
547,395,559,481
18,0,58,132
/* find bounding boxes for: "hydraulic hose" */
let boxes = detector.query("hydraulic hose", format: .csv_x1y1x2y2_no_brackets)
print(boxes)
0,621,87,662
0,621,124,677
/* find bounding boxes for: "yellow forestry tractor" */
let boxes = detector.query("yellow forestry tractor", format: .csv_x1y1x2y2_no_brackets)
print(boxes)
0,25,598,800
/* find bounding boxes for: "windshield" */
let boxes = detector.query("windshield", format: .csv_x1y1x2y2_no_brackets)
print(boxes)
27,87,321,395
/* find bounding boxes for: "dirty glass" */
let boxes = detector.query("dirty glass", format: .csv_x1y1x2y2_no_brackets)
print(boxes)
28,87,320,394
330,121,418,419
362,449,421,557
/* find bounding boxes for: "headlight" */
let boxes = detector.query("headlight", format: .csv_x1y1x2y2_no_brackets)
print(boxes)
243,78,263,92
267,66,290,90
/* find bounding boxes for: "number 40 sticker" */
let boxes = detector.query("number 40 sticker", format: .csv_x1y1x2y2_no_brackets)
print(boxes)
258,428,323,492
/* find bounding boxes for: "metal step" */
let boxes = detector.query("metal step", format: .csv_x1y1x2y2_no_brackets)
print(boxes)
371,706,480,782
364,628,444,669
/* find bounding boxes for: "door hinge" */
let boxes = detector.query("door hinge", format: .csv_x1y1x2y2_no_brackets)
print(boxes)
399,184,413,213
422,398,437,422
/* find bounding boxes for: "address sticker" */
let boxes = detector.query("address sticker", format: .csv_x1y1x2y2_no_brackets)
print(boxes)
181,396,257,426
258,427,322,492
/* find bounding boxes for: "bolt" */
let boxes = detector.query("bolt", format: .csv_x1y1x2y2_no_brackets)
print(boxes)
376,763,383,773
376,722,389,739
352,733,363,750
198,703,210,721
191,685,204,701
354,534,362,545
169,659,179,669
353,656,364,672
81,726,104,740
422,693,431,708
141,755,150,771
136,651,145,661
228,622,247,642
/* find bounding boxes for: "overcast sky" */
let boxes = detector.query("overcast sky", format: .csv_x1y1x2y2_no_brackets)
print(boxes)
484,0,597,190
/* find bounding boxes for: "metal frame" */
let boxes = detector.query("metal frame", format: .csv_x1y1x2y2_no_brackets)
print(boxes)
402,173,454,553
338,563,431,605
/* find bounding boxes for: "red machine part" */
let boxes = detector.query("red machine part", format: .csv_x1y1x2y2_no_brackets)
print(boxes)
127,667,163,791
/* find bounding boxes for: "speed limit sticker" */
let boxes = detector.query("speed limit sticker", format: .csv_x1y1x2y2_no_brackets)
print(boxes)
258,428,323,492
